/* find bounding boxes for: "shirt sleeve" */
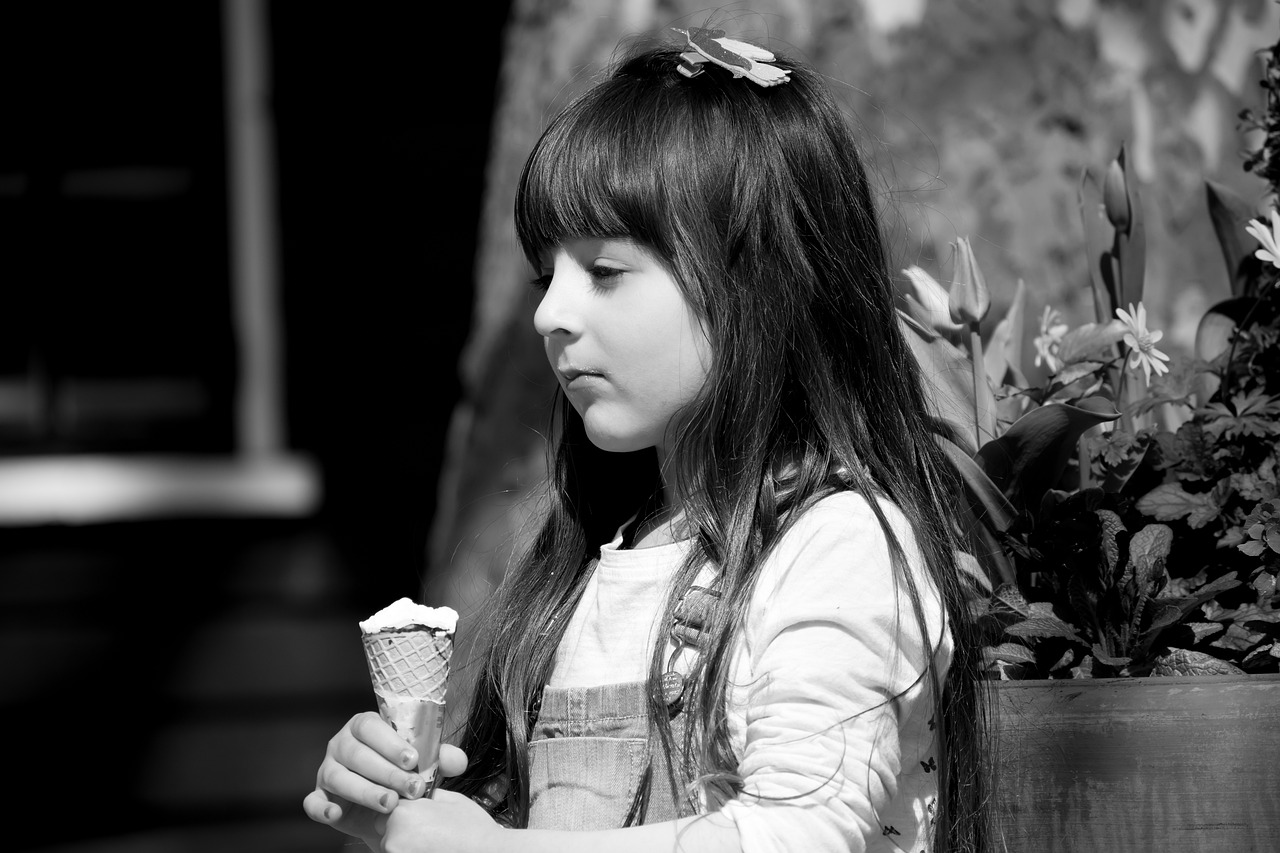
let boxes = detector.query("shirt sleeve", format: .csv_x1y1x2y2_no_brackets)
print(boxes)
717,491,952,853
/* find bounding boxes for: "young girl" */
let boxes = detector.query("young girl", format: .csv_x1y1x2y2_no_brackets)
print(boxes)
305,31,989,853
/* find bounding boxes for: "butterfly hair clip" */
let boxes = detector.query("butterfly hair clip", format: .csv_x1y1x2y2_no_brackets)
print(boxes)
671,27,791,88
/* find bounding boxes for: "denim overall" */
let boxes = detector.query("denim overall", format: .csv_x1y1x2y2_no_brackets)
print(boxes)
526,580,718,830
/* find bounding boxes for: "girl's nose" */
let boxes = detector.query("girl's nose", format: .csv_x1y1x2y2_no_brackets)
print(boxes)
533,256,579,338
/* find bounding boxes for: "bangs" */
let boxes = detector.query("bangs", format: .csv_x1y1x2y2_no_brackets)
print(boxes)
515,70,703,266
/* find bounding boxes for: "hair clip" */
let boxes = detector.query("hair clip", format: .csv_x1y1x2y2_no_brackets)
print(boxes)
672,27,791,87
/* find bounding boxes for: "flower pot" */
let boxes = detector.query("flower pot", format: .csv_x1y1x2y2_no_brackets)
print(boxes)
990,673,1280,852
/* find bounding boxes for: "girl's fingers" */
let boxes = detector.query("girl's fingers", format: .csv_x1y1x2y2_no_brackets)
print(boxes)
349,711,419,767
304,787,383,843
438,744,469,778
303,787,339,824
319,758,405,814
330,718,425,799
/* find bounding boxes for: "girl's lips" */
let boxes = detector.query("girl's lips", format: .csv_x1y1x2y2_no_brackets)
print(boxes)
558,365,604,382
559,367,606,390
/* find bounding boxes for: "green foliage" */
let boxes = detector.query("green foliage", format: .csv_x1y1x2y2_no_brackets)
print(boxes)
900,136,1280,679
978,198,1280,678
1241,30,1280,201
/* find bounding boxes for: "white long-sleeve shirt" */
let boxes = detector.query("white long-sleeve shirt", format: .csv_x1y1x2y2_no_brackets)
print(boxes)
548,490,950,853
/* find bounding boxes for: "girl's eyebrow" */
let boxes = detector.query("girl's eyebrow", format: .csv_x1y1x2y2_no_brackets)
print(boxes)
591,237,651,263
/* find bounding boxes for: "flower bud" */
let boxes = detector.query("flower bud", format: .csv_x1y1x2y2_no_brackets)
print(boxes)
948,237,991,325
902,265,963,335
1103,156,1130,233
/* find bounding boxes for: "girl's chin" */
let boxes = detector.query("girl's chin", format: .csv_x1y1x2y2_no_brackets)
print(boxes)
581,422,655,454
584,433,649,453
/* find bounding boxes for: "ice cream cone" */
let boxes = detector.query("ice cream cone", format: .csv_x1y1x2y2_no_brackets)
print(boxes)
359,599,459,796
362,629,452,700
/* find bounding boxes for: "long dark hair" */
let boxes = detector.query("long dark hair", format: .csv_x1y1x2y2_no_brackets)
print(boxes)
445,41,990,851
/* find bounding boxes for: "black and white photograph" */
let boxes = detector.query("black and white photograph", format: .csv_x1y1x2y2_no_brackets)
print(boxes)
2,2,1278,851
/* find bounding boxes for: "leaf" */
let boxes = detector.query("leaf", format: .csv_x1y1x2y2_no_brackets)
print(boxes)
1159,571,1243,622
1055,320,1127,366
1135,483,1221,529
1005,613,1084,643
1071,654,1095,678
1242,643,1279,672
991,582,1032,616
1209,621,1262,652
983,642,1036,670
1079,170,1114,324
1127,523,1173,596
974,398,1120,514
1185,622,1226,643
1090,643,1132,667
1148,648,1245,677
1114,145,1146,311
1240,540,1268,557
935,437,1017,586
1195,296,1255,367
1094,431,1154,494
1244,612,1280,630
1068,574,1101,638
1135,603,1183,656
1050,648,1075,671
900,311,998,453
1205,180,1256,296
984,642,1037,666
984,278,1027,388
994,383,1034,430
1188,502,1223,530
1166,421,1218,482
1144,603,1182,633
1218,526,1247,550
1096,509,1125,583
1197,390,1280,440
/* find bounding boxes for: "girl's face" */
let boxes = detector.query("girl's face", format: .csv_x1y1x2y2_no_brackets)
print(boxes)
533,237,712,456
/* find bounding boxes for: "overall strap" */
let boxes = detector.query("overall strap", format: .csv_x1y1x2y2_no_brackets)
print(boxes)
671,585,721,648
660,584,722,715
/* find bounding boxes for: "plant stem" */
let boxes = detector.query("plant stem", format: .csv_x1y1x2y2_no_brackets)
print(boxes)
1078,432,1093,490
969,324,985,450
1220,276,1275,397
1116,361,1133,434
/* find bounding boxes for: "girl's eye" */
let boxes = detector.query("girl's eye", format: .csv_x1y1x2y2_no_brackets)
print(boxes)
587,265,624,284
527,265,624,293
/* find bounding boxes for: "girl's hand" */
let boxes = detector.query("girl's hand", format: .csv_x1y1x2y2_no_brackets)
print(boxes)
376,788,505,853
302,711,467,847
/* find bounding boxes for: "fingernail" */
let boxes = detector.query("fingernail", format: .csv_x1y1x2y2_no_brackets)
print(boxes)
400,749,417,769
405,776,424,798
323,805,336,821
379,792,392,810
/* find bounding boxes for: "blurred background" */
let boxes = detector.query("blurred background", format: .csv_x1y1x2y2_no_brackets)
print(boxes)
0,1,1272,851
2,2,503,851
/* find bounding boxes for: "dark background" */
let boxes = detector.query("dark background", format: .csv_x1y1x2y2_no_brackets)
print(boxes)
0,2,511,850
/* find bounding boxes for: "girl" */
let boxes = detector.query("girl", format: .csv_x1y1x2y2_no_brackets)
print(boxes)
305,31,990,853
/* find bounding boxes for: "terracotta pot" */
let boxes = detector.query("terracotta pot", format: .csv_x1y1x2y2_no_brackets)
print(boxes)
990,673,1280,852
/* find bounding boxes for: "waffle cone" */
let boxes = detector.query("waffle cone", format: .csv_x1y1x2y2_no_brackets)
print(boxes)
362,629,452,792
362,629,452,700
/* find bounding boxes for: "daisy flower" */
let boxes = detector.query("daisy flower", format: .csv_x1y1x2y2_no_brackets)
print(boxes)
1245,209,1280,269
1033,305,1069,373
1115,302,1171,384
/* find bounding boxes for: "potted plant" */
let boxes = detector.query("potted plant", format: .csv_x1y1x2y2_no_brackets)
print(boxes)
896,33,1280,852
